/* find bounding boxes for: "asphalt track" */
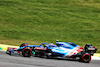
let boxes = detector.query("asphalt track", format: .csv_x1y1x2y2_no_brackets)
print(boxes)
0,51,100,67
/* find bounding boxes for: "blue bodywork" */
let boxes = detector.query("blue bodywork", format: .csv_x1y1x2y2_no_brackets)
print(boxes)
9,42,81,57
33,42,80,57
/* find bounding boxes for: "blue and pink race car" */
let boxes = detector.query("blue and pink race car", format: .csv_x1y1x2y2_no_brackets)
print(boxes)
6,41,97,63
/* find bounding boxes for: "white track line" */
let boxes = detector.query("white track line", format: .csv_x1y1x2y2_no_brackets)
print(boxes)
91,56,100,60
0,50,6,52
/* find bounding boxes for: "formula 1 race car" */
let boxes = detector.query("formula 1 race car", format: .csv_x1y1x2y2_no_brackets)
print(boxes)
6,42,97,63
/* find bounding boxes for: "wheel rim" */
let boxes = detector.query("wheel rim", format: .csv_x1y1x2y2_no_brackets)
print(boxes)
24,49,30,56
82,54,91,62
83,55,90,62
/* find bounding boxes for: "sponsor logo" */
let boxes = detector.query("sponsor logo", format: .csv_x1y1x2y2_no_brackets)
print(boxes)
88,48,95,50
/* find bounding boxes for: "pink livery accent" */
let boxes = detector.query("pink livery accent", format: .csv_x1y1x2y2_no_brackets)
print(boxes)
34,47,47,50
7,47,16,51
65,46,83,57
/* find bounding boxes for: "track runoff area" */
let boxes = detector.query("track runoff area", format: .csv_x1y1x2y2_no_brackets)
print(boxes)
0,44,100,60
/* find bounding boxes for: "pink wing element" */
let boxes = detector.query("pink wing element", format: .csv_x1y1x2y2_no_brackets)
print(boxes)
7,47,16,51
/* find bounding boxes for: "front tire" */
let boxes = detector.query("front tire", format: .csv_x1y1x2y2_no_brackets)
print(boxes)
22,48,32,57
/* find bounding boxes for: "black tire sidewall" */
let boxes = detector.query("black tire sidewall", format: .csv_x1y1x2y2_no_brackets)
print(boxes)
22,49,31,57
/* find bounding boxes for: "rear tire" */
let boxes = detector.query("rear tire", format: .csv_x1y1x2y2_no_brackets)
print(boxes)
80,53,91,63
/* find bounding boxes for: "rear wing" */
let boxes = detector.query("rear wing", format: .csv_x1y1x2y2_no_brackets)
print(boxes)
83,44,97,56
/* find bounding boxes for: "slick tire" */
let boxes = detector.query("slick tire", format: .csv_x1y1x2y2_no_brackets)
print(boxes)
80,53,91,63
22,48,32,57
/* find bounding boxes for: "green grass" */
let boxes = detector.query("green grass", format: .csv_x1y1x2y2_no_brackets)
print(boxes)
0,0,100,52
